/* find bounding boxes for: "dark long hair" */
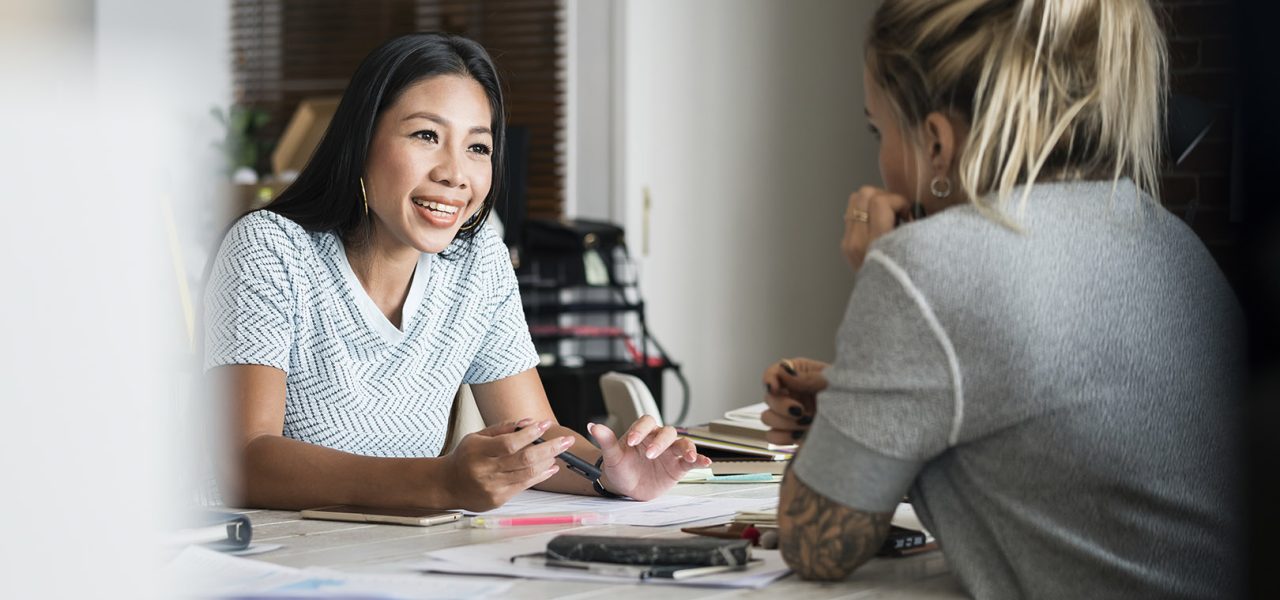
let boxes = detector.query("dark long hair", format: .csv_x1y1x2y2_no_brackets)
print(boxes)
264,33,505,252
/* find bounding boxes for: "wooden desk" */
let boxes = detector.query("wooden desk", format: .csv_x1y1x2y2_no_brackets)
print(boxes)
233,483,964,599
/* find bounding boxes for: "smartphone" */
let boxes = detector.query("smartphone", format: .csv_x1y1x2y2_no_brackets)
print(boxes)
300,505,462,527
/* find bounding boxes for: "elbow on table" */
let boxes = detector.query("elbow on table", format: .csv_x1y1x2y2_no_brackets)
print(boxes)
778,519,881,582
780,542,868,581
214,434,278,509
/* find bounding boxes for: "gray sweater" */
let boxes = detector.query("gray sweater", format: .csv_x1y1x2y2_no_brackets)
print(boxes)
792,179,1242,598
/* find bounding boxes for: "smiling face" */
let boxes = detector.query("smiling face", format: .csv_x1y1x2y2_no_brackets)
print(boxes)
363,74,494,256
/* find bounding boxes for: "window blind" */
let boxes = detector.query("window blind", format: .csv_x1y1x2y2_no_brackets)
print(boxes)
230,0,565,217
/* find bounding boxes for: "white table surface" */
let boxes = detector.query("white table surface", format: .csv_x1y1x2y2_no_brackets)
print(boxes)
232,482,965,599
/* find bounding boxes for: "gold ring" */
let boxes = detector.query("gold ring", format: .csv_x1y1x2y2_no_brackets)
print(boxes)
845,208,870,223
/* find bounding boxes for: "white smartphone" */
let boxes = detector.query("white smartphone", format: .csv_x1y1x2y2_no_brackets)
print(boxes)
300,505,462,527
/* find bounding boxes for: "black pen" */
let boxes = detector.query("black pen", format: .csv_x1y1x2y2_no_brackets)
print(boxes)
516,426,601,481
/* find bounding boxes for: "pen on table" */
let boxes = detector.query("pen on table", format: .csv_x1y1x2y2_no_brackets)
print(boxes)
468,512,611,528
509,553,745,580
515,426,602,482
510,553,652,579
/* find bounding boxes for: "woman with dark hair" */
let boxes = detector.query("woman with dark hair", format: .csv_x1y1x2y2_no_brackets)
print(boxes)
205,33,709,511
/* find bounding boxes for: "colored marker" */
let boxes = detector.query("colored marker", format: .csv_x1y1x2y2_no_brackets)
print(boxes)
468,512,611,528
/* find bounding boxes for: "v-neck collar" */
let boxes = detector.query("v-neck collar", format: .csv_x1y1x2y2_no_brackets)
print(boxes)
334,236,433,344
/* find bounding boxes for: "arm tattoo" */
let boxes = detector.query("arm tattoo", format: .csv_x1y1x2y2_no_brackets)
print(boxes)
778,470,893,581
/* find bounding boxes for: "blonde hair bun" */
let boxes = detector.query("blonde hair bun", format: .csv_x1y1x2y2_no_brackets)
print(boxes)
866,0,1168,218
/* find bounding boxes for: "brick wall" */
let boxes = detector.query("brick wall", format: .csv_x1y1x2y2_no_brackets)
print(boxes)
1157,0,1240,285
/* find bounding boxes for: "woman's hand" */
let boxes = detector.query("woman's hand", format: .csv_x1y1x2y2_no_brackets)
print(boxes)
442,418,568,511
841,186,913,270
589,417,711,501
762,358,830,445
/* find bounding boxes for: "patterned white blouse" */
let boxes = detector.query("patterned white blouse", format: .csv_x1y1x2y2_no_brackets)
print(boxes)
204,210,538,457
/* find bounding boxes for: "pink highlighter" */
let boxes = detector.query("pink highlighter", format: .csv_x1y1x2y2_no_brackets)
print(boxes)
467,512,612,528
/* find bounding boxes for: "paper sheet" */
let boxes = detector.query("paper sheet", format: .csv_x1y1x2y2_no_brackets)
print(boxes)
409,529,791,589
226,543,283,557
892,502,935,541
465,489,777,527
163,546,513,599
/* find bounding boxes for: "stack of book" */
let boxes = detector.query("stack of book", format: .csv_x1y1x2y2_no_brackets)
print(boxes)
679,403,795,475
732,509,778,530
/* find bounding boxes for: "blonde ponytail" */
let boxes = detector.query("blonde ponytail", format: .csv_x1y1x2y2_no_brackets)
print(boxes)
866,0,1168,221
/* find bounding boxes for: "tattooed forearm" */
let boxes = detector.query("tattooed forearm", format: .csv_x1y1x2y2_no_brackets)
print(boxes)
778,470,893,581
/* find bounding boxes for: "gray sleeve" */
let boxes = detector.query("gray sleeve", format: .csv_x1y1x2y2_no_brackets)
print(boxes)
791,415,925,512
790,250,960,512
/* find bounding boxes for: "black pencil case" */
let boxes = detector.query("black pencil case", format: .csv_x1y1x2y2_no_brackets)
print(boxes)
546,534,752,566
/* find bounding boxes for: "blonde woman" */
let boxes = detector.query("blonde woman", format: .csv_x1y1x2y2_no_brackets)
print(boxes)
763,0,1241,596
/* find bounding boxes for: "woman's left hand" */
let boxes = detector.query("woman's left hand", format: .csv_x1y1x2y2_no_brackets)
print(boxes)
588,417,711,501
841,186,913,271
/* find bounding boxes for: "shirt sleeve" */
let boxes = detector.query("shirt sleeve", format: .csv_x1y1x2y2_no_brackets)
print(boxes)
463,227,540,384
790,249,961,513
202,214,297,372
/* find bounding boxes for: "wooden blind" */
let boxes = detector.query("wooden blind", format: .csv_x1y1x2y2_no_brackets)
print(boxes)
230,0,565,218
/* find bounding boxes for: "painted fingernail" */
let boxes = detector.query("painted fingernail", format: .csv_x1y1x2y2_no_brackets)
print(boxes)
516,418,533,427
788,406,802,417
560,437,574,449
797,415,813,426
646,447,659,459
538,419,553,431
792,430,805,440
627,435,640,446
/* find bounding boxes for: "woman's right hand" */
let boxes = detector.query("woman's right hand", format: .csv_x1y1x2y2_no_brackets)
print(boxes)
441,418,568,511
761,358,830,445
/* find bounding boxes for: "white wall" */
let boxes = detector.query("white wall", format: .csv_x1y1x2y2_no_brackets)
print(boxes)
0,1,228,596
564,0,619,221
608,0,881,424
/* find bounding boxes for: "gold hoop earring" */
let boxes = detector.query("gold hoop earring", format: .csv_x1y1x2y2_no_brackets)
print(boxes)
359,177,369,217
930,176,952,198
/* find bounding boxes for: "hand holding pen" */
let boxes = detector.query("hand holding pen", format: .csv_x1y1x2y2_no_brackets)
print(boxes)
442,418,572,512
761,358,830,446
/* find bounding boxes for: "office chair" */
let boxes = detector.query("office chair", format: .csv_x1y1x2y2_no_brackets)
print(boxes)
441,385,484,455
599,371,664,434
443,373,664,456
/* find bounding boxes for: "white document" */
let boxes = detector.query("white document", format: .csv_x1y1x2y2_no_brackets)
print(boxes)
163,546,513,599
465,489,777,527
226,542,284,557
722,402,769,423
892,502,936,541
410,529,791,589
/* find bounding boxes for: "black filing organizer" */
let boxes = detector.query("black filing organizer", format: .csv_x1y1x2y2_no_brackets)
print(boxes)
513,218,684,435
